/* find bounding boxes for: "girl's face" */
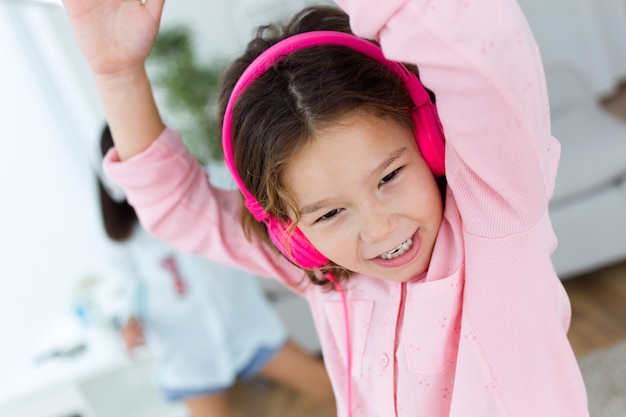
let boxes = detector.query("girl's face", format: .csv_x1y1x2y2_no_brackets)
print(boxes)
283,111,444,283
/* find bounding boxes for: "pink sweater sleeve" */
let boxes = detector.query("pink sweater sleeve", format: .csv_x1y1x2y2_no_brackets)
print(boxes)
103,128,306,292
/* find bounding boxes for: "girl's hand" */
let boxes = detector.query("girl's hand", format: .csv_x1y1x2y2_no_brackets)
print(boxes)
62,0,166,160
121,316,146,355
62,0,165,77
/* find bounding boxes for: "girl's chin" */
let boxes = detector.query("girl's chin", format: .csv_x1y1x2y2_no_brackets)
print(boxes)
364,256,430,283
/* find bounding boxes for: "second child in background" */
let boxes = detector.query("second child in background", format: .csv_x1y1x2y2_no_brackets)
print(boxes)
96,125,334,417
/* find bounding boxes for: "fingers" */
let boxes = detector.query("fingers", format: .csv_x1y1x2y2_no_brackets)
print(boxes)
122,318,145,348
144,0,166,20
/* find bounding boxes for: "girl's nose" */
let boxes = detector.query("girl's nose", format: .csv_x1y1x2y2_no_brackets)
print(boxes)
359,202,395,243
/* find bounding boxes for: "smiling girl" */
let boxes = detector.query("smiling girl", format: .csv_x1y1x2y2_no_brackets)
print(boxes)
62,0,590,416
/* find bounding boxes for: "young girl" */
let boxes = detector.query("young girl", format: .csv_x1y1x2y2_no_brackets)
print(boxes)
95,125,334,417
62,0,590,416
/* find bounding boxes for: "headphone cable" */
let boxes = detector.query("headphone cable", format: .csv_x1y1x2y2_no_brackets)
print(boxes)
324,271,352,417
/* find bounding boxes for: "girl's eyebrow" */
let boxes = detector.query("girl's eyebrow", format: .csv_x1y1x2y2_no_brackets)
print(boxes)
377,147,407,175
300,199,332,216
299,147,408,216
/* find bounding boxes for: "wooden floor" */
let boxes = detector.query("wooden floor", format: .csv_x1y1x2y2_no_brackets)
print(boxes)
564,261,626,357
227,378,337,417
602,81,626,120
226,83,626,417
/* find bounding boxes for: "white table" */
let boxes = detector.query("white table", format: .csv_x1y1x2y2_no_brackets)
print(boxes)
0,315,186,417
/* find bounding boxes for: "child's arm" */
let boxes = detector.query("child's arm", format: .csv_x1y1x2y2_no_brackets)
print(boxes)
62,0,165,160
64,1,305,288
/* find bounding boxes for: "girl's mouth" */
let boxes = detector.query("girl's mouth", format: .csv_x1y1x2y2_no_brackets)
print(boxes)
370,232,421,270
379,237,414,260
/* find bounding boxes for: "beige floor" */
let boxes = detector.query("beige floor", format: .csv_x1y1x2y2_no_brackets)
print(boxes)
226,83,626,417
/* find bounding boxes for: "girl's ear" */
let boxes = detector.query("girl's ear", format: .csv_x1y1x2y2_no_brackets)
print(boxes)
265,216,329,269
410,100,446,177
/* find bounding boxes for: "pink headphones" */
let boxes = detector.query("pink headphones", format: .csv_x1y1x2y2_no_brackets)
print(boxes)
222,31,446,270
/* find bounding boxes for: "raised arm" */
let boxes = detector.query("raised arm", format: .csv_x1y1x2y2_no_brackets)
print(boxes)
335,0,557,236
62,0,165,160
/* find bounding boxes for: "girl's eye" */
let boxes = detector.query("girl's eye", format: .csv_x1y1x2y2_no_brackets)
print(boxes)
316,208,342,223
380,168,401,185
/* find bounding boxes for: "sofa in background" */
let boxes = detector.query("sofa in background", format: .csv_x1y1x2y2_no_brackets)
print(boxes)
518,0,626,279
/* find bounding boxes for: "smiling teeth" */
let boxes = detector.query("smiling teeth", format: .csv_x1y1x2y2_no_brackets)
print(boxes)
380,237,413,260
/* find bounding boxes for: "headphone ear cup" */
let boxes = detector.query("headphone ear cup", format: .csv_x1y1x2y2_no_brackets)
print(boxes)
412,102,446,177
265,216,329,269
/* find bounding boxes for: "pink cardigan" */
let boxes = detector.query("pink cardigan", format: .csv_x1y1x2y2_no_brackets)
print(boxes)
105,0,589,415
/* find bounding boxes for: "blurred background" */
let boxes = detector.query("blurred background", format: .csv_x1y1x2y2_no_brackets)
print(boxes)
1,0,625,416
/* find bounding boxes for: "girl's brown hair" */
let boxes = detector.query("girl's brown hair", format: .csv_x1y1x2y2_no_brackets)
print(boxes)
97,125,138,242
218,6,421,285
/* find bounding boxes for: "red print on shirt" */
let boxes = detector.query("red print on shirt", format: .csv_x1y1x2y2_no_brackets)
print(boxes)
161,255,187,296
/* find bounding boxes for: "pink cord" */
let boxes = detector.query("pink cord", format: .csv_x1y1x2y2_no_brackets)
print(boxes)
324,272,352,417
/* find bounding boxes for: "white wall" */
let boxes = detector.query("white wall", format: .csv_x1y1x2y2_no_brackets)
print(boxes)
518,0,626,104
0,2,108,380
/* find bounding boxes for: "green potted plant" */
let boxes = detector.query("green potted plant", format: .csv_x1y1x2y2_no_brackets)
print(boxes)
148,26,226,163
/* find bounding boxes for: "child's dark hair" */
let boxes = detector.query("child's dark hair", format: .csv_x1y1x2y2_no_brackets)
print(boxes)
97,125,138,242
218,6,442,284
